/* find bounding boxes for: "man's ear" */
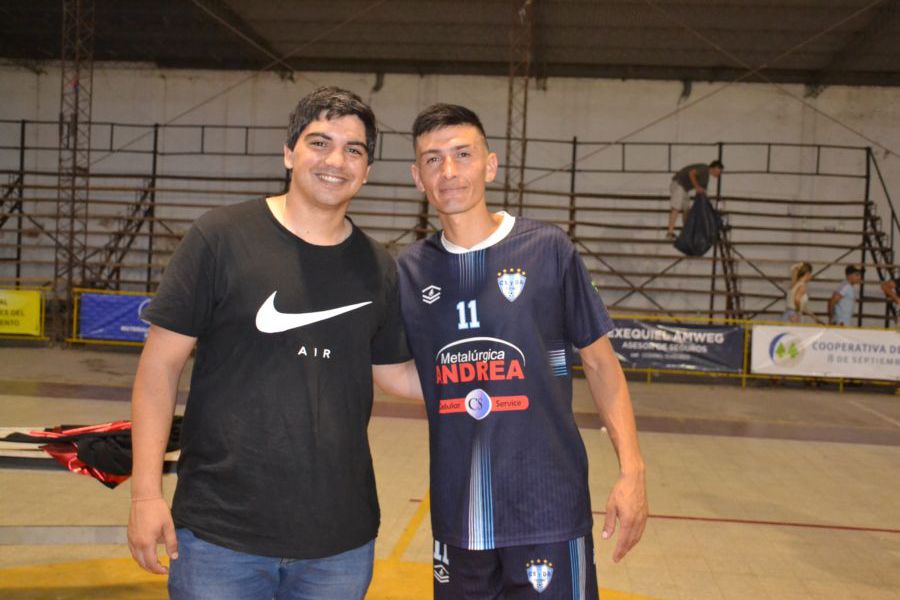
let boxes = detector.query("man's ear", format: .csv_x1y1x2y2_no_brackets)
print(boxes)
411,163,426,193
283,144,293,170
484,152,498,183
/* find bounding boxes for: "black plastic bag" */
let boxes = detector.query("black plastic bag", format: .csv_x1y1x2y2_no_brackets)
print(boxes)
674,193,722,256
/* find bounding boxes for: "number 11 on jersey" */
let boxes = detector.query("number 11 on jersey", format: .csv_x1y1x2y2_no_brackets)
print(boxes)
456,300,481,330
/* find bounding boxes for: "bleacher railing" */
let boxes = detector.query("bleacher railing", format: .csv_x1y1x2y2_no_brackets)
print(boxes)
0,119,896,337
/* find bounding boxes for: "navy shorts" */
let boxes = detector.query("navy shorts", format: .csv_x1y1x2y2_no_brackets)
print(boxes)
433,534,599,599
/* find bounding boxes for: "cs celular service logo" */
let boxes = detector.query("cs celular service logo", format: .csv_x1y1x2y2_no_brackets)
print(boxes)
465,389,492,420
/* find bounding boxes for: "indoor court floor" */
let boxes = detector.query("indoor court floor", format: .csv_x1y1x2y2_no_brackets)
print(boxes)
0,345,898,600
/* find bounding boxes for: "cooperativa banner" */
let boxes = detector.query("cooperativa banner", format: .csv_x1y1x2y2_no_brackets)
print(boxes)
751,325,900,381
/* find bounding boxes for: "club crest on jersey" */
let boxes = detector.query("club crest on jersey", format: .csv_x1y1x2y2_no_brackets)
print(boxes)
422,285,442,304
497,268,526,302
526,559,553,593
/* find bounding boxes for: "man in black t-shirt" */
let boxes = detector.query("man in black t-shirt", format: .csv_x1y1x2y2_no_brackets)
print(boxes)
666,160,723,239
127,87,421,600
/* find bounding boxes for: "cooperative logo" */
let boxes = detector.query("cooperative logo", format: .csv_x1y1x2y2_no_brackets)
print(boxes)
769,332,804,366
422,285,442,304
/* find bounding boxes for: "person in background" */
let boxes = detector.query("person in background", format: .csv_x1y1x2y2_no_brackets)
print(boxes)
881,276,900,308
782,262,820,323
828,264,864,326
665,159,723,240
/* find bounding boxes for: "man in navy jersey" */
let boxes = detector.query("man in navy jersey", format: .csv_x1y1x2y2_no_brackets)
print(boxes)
128,87,421,600
397,104,647,599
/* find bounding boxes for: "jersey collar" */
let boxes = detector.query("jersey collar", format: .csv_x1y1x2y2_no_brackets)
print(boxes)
440,211,515,254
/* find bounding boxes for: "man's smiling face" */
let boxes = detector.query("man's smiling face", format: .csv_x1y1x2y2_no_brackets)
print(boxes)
283,112,371,210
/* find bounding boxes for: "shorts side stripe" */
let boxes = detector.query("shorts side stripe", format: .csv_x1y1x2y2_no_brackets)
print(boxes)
568,536,586,600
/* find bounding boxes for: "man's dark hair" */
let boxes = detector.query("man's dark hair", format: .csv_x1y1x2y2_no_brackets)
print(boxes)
709,159,724,170
412,104,488,146
285,87,377,165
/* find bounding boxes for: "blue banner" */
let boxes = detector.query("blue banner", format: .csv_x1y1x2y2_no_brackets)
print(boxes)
607,319,744,373
78,293,152,342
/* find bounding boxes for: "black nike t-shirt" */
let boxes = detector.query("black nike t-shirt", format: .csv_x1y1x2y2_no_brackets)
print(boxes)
144,198,410,559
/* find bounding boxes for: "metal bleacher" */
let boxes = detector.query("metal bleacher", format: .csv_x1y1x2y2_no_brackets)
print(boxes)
0,119,897,336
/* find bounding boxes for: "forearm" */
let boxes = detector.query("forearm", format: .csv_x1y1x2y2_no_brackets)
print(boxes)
130,327,193,498
373,360,423,401
579,336,648,560
131,361,180,498
689,170,703,192
581,340,644,474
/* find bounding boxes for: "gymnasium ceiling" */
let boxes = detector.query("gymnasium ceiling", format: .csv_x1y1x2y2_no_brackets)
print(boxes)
2,0,900,89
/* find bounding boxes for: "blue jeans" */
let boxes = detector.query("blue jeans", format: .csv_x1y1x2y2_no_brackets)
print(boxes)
168,528,375,600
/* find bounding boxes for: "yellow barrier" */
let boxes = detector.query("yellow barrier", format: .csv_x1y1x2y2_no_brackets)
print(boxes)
0,287,47,340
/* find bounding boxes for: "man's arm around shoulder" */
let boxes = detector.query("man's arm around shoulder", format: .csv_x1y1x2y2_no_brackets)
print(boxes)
128,325,196,574
579,335,648,563
373,360,423,401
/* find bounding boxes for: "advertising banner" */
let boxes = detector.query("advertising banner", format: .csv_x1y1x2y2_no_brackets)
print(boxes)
751,325,900,381
78,293,152,342
0,289,43,337
608,319,744,373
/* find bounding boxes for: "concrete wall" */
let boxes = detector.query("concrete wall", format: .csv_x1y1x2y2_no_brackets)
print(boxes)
2,63,899,317
2,63,898,188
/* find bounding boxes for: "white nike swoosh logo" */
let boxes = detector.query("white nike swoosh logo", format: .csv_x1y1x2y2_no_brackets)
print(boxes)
255,291,372,333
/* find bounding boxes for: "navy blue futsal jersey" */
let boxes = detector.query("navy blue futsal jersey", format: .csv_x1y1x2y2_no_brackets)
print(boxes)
397,214,615,550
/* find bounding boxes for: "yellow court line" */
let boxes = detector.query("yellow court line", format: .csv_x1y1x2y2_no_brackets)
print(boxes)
388,493,431,562
0,558,162,589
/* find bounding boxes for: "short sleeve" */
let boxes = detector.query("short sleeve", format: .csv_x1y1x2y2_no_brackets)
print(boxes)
143,225,216,337
840,282,854,299
562,239,615,349
370,261,412,365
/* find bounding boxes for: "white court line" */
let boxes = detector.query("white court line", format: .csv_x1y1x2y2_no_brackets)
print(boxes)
848,399,900,429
